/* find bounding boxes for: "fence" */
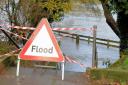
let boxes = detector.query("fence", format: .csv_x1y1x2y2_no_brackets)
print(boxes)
0,23,119,69
54,30,120,48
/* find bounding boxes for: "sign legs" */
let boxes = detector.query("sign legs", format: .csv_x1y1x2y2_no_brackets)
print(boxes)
16,56,20,76
62,62,65,80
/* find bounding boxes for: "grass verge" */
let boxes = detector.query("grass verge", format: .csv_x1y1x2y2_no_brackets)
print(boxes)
89,55,128,85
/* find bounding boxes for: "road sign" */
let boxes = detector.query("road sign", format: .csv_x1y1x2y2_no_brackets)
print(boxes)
19,18,64,62
17,18,65,80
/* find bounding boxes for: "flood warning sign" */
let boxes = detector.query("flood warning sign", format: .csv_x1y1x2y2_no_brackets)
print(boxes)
19,18,64,62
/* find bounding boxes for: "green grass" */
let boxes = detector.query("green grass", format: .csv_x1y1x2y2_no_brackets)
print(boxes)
2,56,17,67
89,55,128,85
110,55,128,70
0,41,15,55
90,69,128,81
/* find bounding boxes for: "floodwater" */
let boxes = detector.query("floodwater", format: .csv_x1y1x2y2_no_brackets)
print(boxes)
52,2,119,72
57,36,119,72
0,67,91,85
0,1,120,72
52,3,119,41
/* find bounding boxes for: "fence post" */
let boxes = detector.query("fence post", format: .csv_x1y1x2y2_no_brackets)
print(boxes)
58,31,61,35
92,25,97,68
72,34,74,38
88,37,90,44
76,34,80,45
107,40,109,48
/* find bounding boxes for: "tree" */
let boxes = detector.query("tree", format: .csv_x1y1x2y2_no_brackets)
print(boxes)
0,0,72,45
18,0,72,45
80,0,128,57
18,0,72,27
100,0,128,57
0,0,20,25
0,0,22,46
0,0,72,26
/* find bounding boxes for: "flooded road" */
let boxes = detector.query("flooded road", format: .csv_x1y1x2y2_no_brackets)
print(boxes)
0,67,90,85
59,36,119,72
51,2,120,72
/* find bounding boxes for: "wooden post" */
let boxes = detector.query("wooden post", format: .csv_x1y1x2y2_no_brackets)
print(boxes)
92,25,97,68
88,37,90,44
72,34,74,38
76,34,80,45
107,40,109,48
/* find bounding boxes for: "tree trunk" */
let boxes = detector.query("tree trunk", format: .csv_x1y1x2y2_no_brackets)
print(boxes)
100,1,128,58
117,11,128,56
100,1,120,38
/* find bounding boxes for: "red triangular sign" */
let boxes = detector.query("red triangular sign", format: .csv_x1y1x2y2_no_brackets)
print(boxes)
19,18,64,62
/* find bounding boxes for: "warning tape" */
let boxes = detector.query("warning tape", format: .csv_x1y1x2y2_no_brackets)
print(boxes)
0,24,95,31
0,48,85,68
0,48,21,58
56,34,73,40
65,56,85,68
0,28,71,41
0,28,85,68
0,29,85,68
0,24,35,30
0,28,28,40
53,28,94,31
11,26,35,30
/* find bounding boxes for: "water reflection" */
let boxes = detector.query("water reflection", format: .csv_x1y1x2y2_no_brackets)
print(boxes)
51,3,120,72
56,35,119,72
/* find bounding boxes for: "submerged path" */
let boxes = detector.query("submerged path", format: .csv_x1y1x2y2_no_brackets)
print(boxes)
59,36,119,72
0,67,91,85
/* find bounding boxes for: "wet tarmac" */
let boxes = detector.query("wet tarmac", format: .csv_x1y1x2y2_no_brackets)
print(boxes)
0,67,91,85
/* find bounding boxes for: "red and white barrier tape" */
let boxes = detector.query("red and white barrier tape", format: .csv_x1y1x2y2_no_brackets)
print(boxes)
0,28,85,68
11,26,35,30
65,56,85,68
34,27,93,31
0,24,95,31
56,34,73,40
0,48,21,58
0,24,35,30
0,28,28,40
0,47,85,68
0,28,69,41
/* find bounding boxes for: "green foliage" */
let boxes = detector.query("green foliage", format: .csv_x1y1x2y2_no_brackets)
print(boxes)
0,42,14,55
19,0,72,26
101,0,128,14
3,56,17,67
90,69,128,84
110,55,128,70
0,0,20,25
